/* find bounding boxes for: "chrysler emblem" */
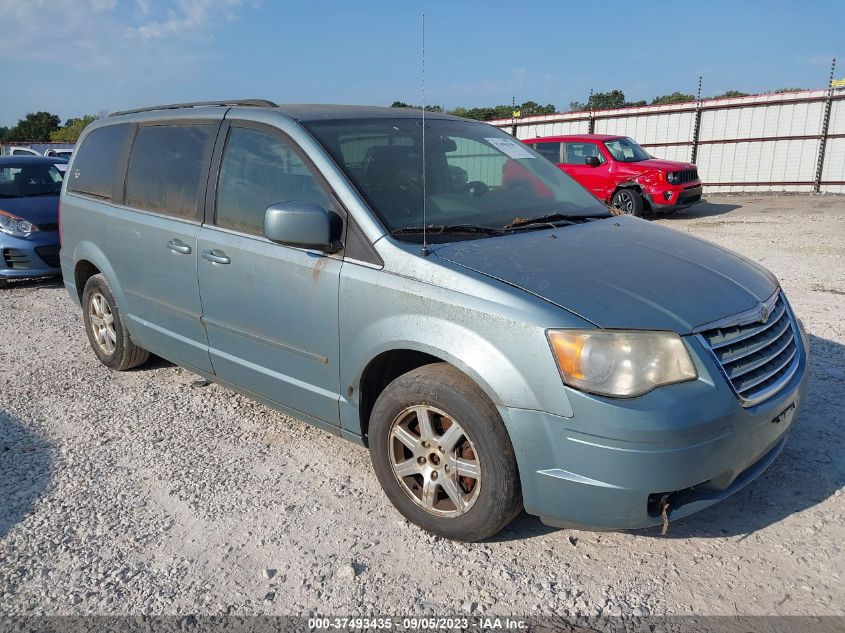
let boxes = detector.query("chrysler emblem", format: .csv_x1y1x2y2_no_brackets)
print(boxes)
760,304,770,323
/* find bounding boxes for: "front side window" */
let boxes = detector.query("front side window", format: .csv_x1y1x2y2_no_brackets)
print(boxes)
563,142,603,165
215,126,330,235
306,118,608,242
125,124,216,219
68,123,133,199
603,137,650,162
0,164,62,198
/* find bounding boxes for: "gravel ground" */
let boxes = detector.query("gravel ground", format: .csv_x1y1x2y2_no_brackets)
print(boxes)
0,195,843,618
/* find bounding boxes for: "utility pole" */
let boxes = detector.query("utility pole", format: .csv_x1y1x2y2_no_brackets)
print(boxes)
815,58,836,193
690,76,703,164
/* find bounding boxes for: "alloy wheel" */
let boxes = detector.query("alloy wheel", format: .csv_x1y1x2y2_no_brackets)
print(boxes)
88,292,117,355
388,405,481,517
614,191,634,213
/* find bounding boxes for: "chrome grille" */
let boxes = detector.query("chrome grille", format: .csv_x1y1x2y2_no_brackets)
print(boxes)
697,292,800,407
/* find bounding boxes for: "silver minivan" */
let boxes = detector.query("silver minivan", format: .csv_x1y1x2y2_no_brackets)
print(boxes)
60,100,808,541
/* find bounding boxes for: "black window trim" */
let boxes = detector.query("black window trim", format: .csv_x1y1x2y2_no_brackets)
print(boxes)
205,119,350,246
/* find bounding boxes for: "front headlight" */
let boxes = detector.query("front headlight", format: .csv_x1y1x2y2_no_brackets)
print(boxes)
0,210,40,238
666,172,679,184
547,330,697,397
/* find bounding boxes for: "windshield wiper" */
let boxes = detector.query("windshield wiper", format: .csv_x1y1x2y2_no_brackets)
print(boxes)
503,212,605,230
27,191,61,197
392,224,506,237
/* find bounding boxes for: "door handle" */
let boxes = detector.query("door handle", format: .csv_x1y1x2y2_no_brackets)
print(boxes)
167,239,192,255
201,249,231,265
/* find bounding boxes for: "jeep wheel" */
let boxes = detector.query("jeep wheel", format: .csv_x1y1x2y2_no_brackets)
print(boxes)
611,189,644,217
369,363,522,541
82,274,149,371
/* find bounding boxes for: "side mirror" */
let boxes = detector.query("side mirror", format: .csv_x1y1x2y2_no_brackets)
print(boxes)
264,202,342,253
585,156,601,167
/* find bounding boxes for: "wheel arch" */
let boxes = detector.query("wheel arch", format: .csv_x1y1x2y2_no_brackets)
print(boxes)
355,344,507,442
70,242,131,322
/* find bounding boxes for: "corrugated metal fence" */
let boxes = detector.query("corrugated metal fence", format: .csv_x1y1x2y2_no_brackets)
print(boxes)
489,88,845,194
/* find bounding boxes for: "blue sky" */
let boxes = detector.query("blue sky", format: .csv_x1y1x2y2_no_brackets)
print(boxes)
2,0,842,126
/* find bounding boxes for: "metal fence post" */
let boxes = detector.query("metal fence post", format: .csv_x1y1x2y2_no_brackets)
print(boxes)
588,89,595,134
690,76,703,164
814,58,836,193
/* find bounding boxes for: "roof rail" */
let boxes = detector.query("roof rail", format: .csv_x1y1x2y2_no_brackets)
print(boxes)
109,99,278,117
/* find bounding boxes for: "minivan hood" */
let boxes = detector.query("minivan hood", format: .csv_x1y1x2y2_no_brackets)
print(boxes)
0,195,60,227
434,216,777,333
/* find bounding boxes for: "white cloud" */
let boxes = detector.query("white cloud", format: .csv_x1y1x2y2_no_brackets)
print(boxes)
0,0,257,61
133,0,253,39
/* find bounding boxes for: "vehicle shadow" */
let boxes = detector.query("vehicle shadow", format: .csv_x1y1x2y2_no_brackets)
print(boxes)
0,275,64,291
0,411,54,539
494,332,844,542
647,199,742,220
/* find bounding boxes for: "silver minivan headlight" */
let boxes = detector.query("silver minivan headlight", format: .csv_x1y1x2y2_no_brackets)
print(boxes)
547,330,697,398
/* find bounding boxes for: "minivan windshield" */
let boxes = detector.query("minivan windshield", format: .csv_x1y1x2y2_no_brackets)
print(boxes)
603,137,651,162
306,118,609,242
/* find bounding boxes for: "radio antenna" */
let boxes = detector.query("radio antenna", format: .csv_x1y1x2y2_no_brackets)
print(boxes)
420,13,429,257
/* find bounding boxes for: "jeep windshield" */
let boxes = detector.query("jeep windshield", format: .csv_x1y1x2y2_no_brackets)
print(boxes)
603,137,651,163
305,117,609,243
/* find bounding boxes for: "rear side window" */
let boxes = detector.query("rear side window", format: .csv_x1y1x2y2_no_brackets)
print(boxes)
68,124,133,199
534,142,562,163
215,126,329,235
125,124,215,220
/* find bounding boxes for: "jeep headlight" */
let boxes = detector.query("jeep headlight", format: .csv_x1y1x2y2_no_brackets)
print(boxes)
0,209,39,238
666,172,679,184
547,330,697,397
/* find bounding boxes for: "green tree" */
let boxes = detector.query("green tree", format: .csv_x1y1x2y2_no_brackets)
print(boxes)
448,101,556,121
650,92,696,105
0,126,8,142
50,114,98,142
4,111,61,142
570,90,644,112
389,101,443,113
710,90,748,99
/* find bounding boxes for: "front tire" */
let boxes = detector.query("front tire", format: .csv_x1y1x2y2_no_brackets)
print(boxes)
611,188,644,217
369,363,522,541
82,274,149,371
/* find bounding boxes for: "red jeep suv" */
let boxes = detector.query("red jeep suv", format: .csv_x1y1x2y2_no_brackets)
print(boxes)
521,134,702,216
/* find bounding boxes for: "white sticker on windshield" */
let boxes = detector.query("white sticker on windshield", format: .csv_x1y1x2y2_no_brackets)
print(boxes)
484,137,535,159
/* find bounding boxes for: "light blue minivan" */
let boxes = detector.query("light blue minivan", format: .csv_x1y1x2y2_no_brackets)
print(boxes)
60,100,809,541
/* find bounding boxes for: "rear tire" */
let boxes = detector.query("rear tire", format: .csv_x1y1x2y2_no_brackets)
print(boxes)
369,363,522,541
82,274,149,371
611,188,644,217
0,278,8,289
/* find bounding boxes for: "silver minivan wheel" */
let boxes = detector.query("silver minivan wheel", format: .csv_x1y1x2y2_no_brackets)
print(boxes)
81,274,149,371
389,405,481,517
88,292,117,355
369,363,522,541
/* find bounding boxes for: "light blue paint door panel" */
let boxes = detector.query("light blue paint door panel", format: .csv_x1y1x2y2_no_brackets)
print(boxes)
107,210,213,373
196,227,342,425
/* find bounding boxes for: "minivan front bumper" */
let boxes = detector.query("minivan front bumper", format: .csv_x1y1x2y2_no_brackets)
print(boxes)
501,326,809,530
